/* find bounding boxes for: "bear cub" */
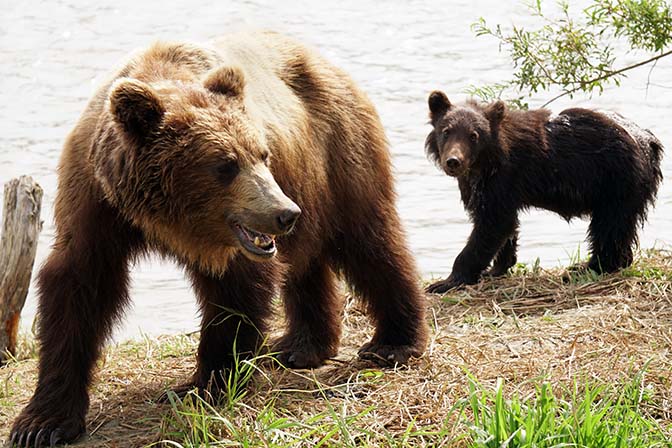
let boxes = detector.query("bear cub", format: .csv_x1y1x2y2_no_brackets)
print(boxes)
425,91,663,294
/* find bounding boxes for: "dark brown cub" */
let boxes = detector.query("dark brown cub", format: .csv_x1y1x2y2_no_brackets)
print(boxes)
425,91,663,294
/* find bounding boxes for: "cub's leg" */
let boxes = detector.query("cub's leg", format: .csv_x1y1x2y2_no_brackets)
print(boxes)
427,209,518,294
487,225,519,277
587,201,643,273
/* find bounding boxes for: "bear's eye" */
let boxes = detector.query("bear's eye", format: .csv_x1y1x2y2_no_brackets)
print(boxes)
470,131,479,143
441,128,451,138
215,159,240,186
261,151,271,165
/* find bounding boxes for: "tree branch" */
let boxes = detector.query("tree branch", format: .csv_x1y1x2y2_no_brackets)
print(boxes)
541,48,672,107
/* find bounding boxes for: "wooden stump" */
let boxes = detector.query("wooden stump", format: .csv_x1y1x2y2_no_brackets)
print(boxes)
0,176,43,362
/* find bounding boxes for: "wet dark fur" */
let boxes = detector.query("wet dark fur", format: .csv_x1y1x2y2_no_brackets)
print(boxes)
10,34,428,447
425,93,664,294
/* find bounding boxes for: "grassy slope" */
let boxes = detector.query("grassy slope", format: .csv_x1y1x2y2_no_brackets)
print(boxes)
0,249,671,447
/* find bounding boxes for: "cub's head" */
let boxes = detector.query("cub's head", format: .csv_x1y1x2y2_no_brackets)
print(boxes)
93,65,300,265
425,90,506,177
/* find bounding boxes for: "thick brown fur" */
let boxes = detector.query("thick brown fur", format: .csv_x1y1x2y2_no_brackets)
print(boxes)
11,32,427,447
424,91,664,294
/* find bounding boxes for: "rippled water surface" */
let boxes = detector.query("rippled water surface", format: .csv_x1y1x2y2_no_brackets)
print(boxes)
1,0,670,339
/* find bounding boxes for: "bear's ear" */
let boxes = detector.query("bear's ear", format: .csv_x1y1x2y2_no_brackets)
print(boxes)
204,66,245,97
428,90,451,120
485,100,507,125
109,78,165,139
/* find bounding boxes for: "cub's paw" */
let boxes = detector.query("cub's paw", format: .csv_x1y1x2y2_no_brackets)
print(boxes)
273,336,334,369
9,410,84,447
358,340,423,366
484,265,512,278
426,277,462,294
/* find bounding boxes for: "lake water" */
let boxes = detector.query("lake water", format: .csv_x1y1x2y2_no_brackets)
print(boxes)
1,0,670,340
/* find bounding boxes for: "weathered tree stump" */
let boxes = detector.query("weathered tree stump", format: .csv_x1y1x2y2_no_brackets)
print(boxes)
0,176,43,362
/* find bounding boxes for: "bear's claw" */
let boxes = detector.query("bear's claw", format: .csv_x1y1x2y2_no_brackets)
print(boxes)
358,341,421,365
276,347,328,369
34,429,47,447
273,336,335,369
9,412,82,448
426,278,460,294
8,427,65,448
50,429,64,447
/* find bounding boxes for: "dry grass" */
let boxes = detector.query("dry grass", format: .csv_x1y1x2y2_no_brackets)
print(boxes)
1,249,671,446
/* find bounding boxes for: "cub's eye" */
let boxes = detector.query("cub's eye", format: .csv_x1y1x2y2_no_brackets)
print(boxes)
215,159,240,186
261,151,271,165
441,128,451,138
470,131,479,143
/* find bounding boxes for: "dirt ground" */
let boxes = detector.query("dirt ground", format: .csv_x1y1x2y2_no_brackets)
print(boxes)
1,250,670,447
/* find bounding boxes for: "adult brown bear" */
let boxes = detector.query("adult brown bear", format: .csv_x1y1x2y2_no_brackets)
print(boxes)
424,91,663,294
10,32,428,446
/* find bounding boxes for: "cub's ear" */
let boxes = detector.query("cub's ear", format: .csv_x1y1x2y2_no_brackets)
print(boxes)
428,90,451,120
109,78,165,139
204,66,245,96
485,100,507,125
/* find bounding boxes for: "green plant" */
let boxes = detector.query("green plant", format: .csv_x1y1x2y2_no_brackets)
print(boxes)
462,369,671,447
468,0,672,108
510,258,542,276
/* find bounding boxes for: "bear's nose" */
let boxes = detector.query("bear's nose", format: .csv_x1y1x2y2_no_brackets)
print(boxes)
277,207,301,233
446,157,462,171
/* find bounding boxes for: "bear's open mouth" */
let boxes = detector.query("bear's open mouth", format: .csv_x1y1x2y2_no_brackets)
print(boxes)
232,223,277,258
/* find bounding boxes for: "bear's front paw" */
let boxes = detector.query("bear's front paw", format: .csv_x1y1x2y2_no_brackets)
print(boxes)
358,340,423,365
426,276,464,294
273,336,335,369
10,408,84,447
159,368,233,403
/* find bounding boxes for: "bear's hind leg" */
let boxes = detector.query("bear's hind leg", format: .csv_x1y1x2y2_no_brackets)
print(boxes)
182,255,279,398
487,226,519,277
587,201,643,273
275,259,342,368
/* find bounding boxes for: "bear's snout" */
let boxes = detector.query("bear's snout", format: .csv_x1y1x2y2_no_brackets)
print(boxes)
446,157,461,171
276,206,301,233
444,155,464,177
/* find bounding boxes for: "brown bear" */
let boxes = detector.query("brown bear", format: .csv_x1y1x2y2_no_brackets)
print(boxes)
424,91,663,294
10,32,428,447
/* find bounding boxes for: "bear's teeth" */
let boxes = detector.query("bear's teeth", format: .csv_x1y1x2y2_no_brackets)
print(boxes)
254,236,261,246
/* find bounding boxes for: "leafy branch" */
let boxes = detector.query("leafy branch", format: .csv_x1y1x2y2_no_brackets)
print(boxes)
468,0,672,109
540,47,672,106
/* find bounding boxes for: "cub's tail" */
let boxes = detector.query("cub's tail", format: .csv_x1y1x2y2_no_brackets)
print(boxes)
643,128,664,189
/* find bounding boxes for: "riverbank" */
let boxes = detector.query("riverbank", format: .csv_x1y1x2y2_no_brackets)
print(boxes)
1,249,671,446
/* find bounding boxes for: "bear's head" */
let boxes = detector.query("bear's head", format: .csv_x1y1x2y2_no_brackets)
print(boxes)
92,65,301,266
425,90,506,177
